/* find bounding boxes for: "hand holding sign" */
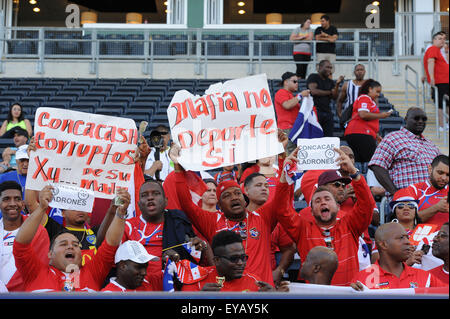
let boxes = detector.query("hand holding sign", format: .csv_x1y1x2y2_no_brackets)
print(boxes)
169,143,182,166
39,185,54,211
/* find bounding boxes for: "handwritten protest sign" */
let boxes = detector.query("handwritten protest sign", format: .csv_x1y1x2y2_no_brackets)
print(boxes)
296,137,340,171
25,107,138,199
49,183,95,213
167,74,284,171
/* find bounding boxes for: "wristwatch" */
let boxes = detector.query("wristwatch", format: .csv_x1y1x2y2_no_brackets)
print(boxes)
115,208,127,220
349,168,360,179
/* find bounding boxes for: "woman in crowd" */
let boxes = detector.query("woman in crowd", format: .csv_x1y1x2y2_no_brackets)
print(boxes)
290,18,313,79
344,79,392,163
0,103,33,138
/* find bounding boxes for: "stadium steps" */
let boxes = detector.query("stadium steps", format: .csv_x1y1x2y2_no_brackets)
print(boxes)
382,89,449,155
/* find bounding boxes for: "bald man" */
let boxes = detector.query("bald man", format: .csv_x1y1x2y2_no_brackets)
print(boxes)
300,246,338,285
351,223,444,289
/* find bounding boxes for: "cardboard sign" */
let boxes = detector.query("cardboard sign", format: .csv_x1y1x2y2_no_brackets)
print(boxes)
296,137,340,171
49,183,95,213
167,74,284,171
26,107,138,199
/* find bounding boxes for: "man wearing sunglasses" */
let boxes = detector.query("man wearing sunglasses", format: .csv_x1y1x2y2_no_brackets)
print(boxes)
181,230,278,292
274,71,311,153
170,144,292,288
276,147,376,286
369,107,441,201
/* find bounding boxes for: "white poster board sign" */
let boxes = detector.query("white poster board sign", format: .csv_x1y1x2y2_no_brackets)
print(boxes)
49,183,95,213
26,107,138,199
167,74,284,171
296,137,340,171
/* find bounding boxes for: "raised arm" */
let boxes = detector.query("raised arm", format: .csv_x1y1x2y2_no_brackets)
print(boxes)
103,188,130,247
15,185,53,245
169,144,218,241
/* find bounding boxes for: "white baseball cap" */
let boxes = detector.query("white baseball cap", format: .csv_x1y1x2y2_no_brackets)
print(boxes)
115,240,159,264
15,144,29,161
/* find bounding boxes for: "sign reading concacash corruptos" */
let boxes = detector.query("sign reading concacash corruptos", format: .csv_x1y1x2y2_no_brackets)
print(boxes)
25,107,138,199
167,74,284,171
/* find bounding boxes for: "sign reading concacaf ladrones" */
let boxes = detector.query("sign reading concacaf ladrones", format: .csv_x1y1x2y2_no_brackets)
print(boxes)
26,107,138,199
167,74,284,171
296,137,340,171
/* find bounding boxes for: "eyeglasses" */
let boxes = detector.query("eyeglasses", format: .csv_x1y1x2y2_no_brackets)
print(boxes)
331,181,346,188
216,254,249,263
413,116,427,122
396,203,416,210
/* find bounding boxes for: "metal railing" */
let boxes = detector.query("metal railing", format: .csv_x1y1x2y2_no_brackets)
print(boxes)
443,94,449,146
0,26,387,77
404,64,420,108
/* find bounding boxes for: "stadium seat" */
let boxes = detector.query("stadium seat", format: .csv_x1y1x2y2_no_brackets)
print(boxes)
151,34,172,56
202,34,226,56
125,33,144,56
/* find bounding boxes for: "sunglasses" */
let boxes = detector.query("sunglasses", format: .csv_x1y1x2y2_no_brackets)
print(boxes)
216,254,249,263
291,80,298,83
331,181,346,188
396,203,416,210
413,116,427,122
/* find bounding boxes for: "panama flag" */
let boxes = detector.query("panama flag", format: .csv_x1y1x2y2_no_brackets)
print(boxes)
162,257,178,292
288,95,323,145
182,242,202,263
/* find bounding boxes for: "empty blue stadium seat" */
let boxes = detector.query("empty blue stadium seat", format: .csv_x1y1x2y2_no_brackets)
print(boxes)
125,33,144,55
151,34,172,55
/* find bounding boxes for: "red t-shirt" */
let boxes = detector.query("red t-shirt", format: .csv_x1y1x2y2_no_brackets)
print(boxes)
344,94,380,139
5,216,50,292
181,267,262,292
123,216,163,277
174,171,288,286
424,45,449,84
352,261,445,289
270,223,295,270
101,274,163,292
274,88,300,130
277,176,375,286
428,265,449,286
407,181,449,227
13,240,117,292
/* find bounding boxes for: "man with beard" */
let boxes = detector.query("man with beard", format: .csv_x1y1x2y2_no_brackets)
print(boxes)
275,147,375,286
405,155,449,227
170,144,294,287
369,107,441,198
429,222,449,285
351,222,444,289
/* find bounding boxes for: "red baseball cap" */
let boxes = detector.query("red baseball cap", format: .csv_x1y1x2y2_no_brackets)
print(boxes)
317,170,351,187
216,180,241,200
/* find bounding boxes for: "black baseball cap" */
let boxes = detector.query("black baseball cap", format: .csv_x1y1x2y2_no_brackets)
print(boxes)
280,72,297,86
